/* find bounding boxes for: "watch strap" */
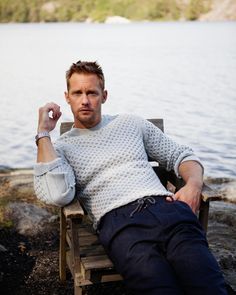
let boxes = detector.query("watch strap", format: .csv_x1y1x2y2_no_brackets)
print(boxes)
35,131,50,146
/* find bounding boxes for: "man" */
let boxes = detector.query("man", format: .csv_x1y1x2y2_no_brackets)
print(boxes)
34,61,227,295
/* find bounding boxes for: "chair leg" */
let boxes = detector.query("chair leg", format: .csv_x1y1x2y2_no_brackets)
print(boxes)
70,219,83,294
74,285,83,295
199,200,209,232
59,208,67,282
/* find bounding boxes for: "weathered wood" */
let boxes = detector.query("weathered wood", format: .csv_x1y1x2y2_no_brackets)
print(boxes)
75,273,123,286
66,232,72,250
81,255,114,270
97,273,123,283
63,199,84,218
78,226,96,237
66,251,73,277
59,209,67,282
67,226,97,249
80,245,106,257
67,230,99,247
79,235,99,246
74,285,83,295
60,122,74,135
201,183,222,202
148,118,164,132
199,201,210,232
70,219,82,277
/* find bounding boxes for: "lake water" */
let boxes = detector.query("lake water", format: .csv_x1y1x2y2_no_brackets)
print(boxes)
0,22,235,179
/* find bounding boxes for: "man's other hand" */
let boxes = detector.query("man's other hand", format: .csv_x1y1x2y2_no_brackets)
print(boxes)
166,181,202,213
166,160,203,213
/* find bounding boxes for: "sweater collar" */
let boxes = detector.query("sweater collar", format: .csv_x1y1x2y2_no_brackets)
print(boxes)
69,115,116,135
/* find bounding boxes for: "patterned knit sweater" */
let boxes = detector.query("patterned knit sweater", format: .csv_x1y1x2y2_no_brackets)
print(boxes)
34,114,201,228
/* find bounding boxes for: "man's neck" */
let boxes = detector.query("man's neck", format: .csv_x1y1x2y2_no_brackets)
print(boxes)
74,117,103,129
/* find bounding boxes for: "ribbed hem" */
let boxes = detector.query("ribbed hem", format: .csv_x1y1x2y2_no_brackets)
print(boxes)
34,158,62,176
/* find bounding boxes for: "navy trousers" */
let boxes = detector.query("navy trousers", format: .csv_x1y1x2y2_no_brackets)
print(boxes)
98,196,227,295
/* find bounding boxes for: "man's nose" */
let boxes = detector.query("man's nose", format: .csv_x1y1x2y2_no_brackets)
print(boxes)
81,94,89,105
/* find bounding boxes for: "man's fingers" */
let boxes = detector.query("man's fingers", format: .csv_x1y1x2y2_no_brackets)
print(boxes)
53,111,62,120
38,102,61,132
166,195,176,202
45,102,60,116
166,188,200,213
40,103,61,120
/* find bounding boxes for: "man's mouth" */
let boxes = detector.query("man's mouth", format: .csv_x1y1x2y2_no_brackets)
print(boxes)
79,108,92,112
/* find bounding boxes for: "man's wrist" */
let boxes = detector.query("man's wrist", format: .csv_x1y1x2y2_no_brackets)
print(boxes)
35,131,51,146
186,178,203,189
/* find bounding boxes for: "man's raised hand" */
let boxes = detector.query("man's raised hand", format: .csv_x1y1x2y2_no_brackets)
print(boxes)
38,102,62,133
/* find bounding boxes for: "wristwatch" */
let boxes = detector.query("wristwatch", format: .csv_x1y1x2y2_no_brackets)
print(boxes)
35,131,50,146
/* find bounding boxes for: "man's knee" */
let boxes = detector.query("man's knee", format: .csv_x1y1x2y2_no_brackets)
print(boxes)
167,244,227,294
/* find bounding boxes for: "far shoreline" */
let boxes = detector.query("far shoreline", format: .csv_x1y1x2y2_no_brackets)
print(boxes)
1,19,236,25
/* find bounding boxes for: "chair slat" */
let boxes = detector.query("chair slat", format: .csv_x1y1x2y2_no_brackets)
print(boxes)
80,245,106,257
81,255,114,270
67,230,99,247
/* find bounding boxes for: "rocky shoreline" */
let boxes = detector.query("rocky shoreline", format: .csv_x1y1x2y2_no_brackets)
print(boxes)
0,169,236,294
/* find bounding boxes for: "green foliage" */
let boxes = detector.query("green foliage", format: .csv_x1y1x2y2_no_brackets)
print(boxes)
0,0,212,23
148,0,181,21
185,0,210,20
0,0,43,22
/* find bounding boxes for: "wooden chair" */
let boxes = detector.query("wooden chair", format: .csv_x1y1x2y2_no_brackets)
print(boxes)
59,119,221,295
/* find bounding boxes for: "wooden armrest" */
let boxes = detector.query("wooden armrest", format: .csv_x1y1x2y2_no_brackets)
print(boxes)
201,183,222,202
63,198,85,219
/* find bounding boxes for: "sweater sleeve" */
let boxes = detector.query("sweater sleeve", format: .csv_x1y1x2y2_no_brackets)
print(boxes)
34,149,76,207
141,119,203,177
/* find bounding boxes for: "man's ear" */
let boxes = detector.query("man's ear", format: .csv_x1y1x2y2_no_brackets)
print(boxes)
64,91,70,104
102,90,108,104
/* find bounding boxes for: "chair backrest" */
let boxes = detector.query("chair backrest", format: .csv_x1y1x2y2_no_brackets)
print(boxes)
60,119,163,135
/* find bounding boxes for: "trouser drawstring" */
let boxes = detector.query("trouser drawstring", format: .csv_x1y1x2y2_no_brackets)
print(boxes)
130,196,156,218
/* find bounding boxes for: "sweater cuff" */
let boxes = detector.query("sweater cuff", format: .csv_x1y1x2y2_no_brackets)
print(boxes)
175,155,204,177
34,158,63,176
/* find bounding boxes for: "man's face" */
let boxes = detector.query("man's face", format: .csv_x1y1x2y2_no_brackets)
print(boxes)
65,73,107,129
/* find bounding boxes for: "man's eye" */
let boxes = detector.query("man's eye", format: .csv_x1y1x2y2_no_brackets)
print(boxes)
73,92,82,96
88,92,97,96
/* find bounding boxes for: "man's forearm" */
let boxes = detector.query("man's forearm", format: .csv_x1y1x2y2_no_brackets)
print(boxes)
37,137,58,163
178,160,203,188
169,160,204,212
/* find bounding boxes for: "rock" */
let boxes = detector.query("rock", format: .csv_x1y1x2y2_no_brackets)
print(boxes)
210,201,236,226
85,17,93,23
0,169,35,199
105,16,131,24
0,244,7,252
200,0,236,21
208,201,236,292
8,202,53,236
0,165,13,173
48,215,58,223
205,177,236,203
41,1,60,14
